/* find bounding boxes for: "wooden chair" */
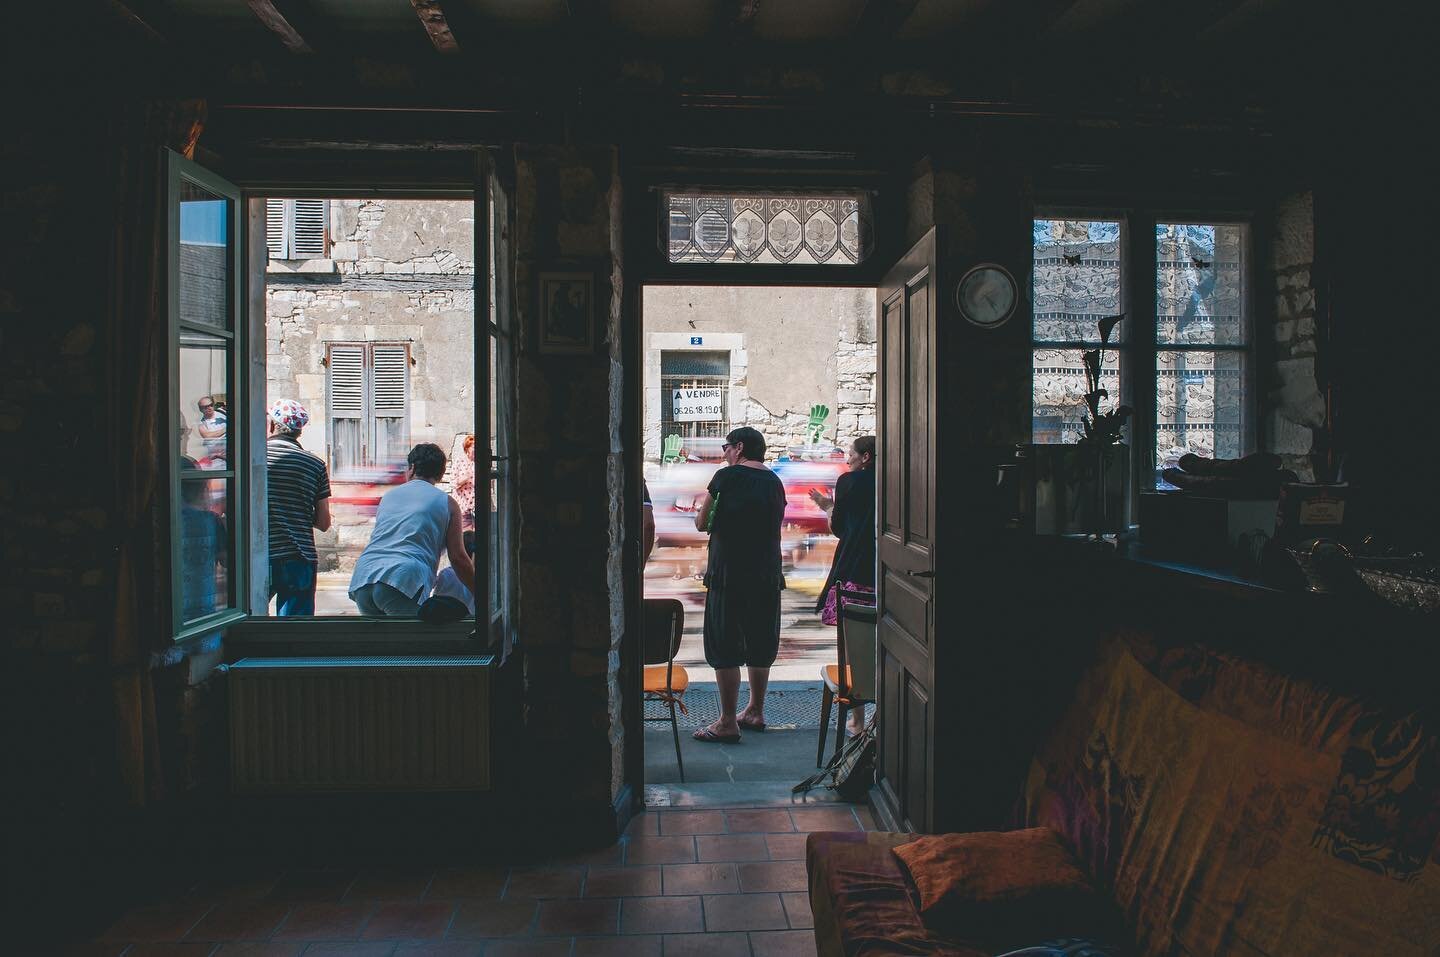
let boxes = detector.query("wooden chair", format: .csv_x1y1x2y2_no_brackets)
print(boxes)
817,589,878,765
643,597,689,781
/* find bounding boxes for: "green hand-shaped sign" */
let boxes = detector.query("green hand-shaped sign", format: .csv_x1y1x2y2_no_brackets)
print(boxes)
661,433,683,464
806,403,830,445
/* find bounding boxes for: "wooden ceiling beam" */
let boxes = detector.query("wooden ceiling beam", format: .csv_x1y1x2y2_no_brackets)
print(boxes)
246,0,313,54
410,0,461,55
853,0,922,40
104,0,171,45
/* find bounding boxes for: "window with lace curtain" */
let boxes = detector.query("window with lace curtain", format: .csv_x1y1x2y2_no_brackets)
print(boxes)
1032,215,1253,488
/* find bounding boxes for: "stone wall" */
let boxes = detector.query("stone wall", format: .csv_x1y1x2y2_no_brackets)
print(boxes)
1265,191,1324,480
642,286,876,460
265,199,475,570
512,145,628,818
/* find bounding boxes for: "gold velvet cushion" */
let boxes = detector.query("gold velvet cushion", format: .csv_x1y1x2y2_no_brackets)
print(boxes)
891,827,1110,942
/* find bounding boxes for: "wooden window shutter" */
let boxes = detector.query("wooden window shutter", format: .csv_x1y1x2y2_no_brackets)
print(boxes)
265,198,287,258
328,345,366,418
327,344,365,475
372,345,409,418
291,199,329,258
372,344,410,468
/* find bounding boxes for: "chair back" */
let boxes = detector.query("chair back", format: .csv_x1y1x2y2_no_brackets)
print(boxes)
642,598,684,666
837,593,878,702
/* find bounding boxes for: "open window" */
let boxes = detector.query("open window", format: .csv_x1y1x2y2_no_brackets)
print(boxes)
165,150,517,644
168,152,246,641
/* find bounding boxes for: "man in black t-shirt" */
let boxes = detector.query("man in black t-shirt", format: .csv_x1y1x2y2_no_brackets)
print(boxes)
265,399,331,616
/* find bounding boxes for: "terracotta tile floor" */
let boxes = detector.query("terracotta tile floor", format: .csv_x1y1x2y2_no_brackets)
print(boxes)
82,803,873,956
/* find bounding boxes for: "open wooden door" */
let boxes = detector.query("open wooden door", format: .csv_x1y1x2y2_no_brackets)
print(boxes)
873,228,940,833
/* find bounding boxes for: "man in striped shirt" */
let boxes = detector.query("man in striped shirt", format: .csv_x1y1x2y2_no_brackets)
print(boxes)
266,399,331,616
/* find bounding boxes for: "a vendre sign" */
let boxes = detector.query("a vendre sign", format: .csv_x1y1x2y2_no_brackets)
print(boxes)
673,387,723,422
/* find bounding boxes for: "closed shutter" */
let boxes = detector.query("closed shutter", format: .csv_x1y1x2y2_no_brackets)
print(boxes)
265,198,286,258
372,344,410,468
328,344,365,476
291,199,329,258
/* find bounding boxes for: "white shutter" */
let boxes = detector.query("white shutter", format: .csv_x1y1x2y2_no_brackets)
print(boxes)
328,345,365,419
372,345,409,418
265,198,287,258
291,199,328,258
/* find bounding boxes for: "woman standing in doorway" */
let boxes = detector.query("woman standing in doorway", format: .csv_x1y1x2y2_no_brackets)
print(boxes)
692,426,787,743
810,435,877,732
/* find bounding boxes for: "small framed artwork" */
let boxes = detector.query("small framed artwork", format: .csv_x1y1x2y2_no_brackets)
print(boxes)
538,271,595,354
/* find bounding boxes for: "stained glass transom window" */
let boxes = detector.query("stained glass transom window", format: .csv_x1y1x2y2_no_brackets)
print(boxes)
664,192,873,265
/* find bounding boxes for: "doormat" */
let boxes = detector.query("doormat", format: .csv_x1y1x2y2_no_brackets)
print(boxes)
645,680,830,730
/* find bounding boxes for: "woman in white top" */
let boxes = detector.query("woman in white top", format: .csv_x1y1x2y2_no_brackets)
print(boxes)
349,443,476,617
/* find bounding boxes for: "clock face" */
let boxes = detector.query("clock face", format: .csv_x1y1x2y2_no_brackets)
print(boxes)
956,264,1018,328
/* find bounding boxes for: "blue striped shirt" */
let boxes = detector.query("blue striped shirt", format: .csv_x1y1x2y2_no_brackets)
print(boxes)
267,436,330,564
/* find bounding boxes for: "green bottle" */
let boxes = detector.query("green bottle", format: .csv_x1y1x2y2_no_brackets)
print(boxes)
704,492,719,532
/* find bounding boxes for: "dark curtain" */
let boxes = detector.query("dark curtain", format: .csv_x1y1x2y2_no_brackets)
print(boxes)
107,99,206,808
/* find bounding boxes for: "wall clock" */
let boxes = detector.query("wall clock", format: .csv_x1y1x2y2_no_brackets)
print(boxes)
955,263,1018,328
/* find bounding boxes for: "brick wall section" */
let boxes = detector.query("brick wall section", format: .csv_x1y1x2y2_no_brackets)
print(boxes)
513,145,628,814
1265,191,1324,480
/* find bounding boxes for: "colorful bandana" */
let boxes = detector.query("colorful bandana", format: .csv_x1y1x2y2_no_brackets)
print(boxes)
268,399,309,434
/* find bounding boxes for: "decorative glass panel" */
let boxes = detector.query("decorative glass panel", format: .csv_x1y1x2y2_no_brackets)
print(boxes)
179,331,229,468
1033,219,1123,343
664,192,872,265
1032,347,1121,445
1155,350,1245,473
178,474,231,623
178,181,230,329
1156,223,1247,345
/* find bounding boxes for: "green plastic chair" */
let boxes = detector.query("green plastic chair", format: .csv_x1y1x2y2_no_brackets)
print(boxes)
661,433,683,465
806,403,830,445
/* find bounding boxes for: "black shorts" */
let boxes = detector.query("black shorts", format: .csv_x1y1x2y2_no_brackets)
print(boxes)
702,569,782,669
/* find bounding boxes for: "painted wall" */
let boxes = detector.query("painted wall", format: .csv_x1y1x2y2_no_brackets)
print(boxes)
642,285,876,460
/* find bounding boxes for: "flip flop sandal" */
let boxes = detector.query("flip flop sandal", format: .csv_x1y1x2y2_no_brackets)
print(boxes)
692,727,741,744
737,717,767,732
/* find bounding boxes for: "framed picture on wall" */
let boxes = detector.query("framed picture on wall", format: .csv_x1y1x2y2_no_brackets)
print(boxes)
538,271,595,355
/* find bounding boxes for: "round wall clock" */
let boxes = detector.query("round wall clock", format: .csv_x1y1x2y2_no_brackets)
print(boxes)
955,263,1019,328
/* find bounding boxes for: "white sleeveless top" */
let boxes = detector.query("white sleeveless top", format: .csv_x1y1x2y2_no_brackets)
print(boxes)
348,479,451,601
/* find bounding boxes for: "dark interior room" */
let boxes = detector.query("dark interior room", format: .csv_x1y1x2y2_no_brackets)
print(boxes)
2,2,1433,955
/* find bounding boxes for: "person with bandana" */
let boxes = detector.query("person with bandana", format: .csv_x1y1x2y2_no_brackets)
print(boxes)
266,399,331,616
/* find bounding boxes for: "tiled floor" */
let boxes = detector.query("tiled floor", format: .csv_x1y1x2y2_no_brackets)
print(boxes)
76,802,878,956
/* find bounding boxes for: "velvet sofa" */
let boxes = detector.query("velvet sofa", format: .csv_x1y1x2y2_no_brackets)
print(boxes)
807,631,1440,956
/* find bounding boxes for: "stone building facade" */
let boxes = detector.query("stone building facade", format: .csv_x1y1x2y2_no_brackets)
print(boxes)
642,285,876,461
265,198,475,570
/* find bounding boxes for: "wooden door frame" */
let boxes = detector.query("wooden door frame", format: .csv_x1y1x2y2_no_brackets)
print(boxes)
618,168,903,817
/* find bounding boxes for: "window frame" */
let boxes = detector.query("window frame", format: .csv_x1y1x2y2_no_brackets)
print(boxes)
1030,205,1258,506
218,162,514,653
168,151,248,642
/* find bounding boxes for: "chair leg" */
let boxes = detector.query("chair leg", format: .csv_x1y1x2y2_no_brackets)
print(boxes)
834,703,849,762
817,687,833,767
670,699,684,783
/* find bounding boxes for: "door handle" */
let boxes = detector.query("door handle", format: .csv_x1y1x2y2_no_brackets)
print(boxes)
904,569,935,579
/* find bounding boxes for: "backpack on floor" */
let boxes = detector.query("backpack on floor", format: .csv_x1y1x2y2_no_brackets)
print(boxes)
792,714,876,801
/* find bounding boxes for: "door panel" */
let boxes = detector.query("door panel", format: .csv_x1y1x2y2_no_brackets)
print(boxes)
903,677,930,832
874,228,939,833
904,277,932,546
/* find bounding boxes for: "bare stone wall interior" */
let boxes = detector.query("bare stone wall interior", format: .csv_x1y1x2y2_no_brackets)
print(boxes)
1265,191,1324,481
512,145,628,815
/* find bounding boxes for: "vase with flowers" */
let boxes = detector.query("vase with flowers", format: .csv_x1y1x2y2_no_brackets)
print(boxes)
1074,313,1131,542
